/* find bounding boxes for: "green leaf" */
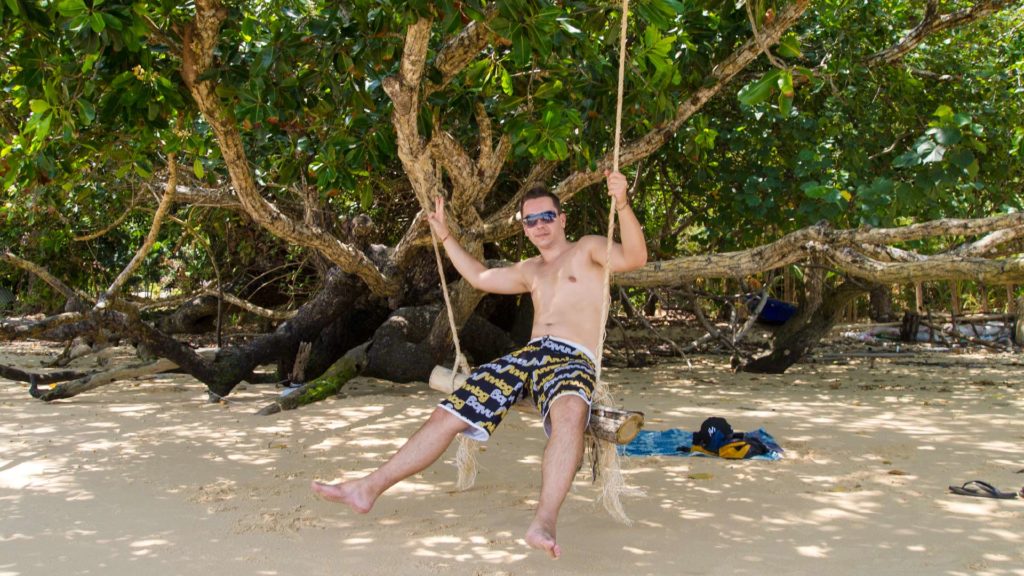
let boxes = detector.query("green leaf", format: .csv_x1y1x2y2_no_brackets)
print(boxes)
35,112,53,141
134,161,152,179
777,33,802,59
75,100,95,125
552,138,568,160
29,99,50,114
738,70,780,106
511,30,531,67
464,59,490,85
57,0,87,17
933,104,954,120
81,53,100,73
923,143,946,163
779,92,793,117
777,70,794,97
927,127,961,146
499,66,513,96
102,13,122,31
90,12,106,33
193,158,205,179
801,181,825,198
533,80,562,99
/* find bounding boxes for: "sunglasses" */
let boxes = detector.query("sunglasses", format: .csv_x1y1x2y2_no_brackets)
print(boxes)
522,210,558,228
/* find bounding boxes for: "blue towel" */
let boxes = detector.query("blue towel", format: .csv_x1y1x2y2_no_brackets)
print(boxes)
619,428,783,460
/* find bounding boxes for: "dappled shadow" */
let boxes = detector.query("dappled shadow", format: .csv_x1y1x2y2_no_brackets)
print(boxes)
1,346,1023,575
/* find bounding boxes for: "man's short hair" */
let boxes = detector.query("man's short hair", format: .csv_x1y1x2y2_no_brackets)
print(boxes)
519,185,562,217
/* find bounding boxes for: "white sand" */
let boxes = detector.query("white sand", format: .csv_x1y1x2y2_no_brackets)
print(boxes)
2,341,1023,575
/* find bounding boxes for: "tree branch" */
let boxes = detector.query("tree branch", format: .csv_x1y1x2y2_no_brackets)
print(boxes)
0,252,92,305
425,6,499,97
481,0,813,237
864,0,1022,66
74,188,140,241
181,0,396,297
98,153,178,308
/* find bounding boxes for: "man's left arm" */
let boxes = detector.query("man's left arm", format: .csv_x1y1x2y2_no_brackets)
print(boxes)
601,171,648,272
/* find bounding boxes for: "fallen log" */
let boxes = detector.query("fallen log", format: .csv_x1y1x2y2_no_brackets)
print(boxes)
0,365,91,385
32,358,179,400
31,348,218,401
256,342,369,416
428,366,644,445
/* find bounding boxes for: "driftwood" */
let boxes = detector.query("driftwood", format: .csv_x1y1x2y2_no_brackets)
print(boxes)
32,358,180,401
428,366,644,445
0,365,90,385
30,348,218,401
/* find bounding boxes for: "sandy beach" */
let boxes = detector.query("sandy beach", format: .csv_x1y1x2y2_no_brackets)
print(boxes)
2,340,1023,576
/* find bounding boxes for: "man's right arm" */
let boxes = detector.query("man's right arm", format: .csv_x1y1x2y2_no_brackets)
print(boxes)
439,237,529,295
428,195,529,295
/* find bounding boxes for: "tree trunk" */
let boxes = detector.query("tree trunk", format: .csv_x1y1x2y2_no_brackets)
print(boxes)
104,267,381,398
741,279,866,374
363,304,516,383
900,312,921,342
154,295,219,334
868,283,895,322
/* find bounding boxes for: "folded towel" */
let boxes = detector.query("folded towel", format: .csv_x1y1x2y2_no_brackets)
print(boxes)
619,427,783,460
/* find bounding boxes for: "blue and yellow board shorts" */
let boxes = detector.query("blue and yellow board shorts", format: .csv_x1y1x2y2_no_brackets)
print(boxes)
438,336,597,441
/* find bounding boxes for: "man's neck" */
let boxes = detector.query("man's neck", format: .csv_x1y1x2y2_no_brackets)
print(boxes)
537,238,573,263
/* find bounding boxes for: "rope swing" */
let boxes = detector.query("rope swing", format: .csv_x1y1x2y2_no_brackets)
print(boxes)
589,0,636,525
428,0,638,523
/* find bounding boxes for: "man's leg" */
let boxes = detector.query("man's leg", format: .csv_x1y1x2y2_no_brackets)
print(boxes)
525,395,588,559
311,407,469,513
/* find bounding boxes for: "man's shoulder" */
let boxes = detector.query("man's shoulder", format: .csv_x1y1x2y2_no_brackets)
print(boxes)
517,255,542,269
575,235,605,247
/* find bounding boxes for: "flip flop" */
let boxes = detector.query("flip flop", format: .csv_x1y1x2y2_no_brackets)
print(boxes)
948,480,1018,499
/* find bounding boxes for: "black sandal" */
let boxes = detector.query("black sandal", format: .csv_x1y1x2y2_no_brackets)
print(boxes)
948,480,1018,499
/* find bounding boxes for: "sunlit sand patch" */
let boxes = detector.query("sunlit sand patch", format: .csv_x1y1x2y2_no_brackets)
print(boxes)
796,544,830,558
0,458,74,493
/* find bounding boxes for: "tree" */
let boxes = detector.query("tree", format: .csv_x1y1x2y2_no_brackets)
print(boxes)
3,0,1023,394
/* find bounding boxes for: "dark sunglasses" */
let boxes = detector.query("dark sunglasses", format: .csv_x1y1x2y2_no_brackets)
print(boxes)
522,210,558,228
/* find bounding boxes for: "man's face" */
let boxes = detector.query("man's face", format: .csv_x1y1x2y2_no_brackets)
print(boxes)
521,197,566,248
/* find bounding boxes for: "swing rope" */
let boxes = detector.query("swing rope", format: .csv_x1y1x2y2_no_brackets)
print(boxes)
587,0,635,525
428,227,478,491
430,0,636,523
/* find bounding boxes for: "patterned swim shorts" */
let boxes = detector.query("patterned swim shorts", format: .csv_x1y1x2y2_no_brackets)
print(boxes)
438,336,596,441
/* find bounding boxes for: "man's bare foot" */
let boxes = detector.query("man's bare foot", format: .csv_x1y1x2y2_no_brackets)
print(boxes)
310,479,375,514
525,520,561,559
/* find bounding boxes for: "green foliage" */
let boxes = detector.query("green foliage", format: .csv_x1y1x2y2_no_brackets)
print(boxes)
1,0,1022,312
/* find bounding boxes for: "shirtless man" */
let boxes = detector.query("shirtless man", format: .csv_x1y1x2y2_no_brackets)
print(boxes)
311,171,647,559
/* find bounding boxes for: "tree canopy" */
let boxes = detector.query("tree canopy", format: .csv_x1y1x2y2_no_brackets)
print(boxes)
2,0,1023,383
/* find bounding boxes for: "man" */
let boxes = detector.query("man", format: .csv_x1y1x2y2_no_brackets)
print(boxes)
311,171,647,559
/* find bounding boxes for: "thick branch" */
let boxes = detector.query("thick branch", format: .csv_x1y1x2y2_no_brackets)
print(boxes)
0,252,92,305
953,226,1024,257
181,0,395,297
816,244,1024,284
426,6,499,96
864,0,1022,66
833,213,1024,245
167,183,242,209
383,18,438,215
0,365,90,385
482,0,812,237
128,289,297,321
99,154,177,307
613,215,1024,287
0,313,87,342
